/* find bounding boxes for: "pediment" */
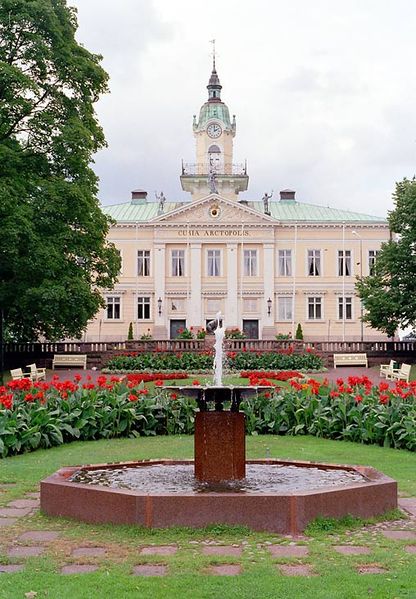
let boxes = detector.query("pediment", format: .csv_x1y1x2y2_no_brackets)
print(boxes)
152,194,275,225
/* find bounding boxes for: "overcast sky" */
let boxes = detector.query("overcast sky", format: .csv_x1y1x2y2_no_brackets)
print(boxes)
70,0,416,216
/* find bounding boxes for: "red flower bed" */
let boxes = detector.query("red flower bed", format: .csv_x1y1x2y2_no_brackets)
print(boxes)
126,372,188,384
240,370,303,381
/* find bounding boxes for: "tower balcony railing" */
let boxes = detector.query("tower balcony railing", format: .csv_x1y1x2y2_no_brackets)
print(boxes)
181,162,247,176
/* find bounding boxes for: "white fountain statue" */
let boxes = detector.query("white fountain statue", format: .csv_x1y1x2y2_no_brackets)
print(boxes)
213,311,225,387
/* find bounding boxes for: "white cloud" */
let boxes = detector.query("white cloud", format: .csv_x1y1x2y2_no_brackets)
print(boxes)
70,0,416,216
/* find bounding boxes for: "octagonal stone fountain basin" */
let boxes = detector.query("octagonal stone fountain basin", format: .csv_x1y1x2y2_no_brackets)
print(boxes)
40,459,397,534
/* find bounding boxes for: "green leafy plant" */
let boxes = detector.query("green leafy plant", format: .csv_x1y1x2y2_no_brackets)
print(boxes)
225,328,246,339
295,323,304,340
127,322,134,340
176,327,194,339
140,329,152,341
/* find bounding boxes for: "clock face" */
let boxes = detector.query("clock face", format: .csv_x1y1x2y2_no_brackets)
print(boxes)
207,122,222,138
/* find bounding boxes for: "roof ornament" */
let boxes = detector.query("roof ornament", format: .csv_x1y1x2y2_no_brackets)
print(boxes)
262,190,273,216
210,38,216,70
155,191,166,215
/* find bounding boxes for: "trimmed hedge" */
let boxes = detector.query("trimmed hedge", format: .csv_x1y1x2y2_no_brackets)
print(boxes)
104,350,323,372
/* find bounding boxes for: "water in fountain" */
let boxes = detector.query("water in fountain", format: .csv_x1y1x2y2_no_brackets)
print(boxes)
213,311,225,386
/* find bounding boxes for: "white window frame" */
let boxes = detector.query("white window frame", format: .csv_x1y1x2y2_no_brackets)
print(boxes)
278,249,292,276
106,296,121,320
171,249,185,277
277,296,293,321
338,296,353,320
307,249,321,276
307,296,323,320
244,249,258,277
368,250,379,275
137,296,151,320
207,249,221,277
137,249,151,277
338,249,352,277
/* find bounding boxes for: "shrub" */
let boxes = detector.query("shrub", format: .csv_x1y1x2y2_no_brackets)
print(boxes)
295,323,303,340
104,351,323,372
176,327,194,339
127,322,134,340
225,328,246,339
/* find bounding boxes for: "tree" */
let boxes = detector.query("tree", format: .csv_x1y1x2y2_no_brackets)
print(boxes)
0,0,121,341
356,178,416,337
127,322,134,341
295,323,303,340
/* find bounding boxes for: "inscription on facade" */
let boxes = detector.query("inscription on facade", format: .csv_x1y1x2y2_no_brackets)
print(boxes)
178,229,249,237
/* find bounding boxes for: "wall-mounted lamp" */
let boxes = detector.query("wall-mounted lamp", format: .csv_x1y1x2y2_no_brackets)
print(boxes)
267,297,272,316
157,297,162,316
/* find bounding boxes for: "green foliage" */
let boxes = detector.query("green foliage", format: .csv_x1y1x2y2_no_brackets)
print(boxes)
1,375,414,457
196,329,206,339
104,350,323,372
225,328,246,339
295,323,303,340
127,323,134,340
176,327,194,339
0,0,120,340
356,178,416,336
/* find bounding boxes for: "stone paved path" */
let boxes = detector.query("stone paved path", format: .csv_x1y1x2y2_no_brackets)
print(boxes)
0,490,415,578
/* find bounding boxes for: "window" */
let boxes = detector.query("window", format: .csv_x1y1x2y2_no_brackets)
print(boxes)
137,250,150,276
338,250,351,276
207,249,221,276
278,297,293,321
106,296,121,320
308,297,322,320
307,250,321,276
278,249,292,276
338,297,352,320
368,250,379,275
171,250,185,276
244,249,257,276
137,297,150,320
170,298,185,312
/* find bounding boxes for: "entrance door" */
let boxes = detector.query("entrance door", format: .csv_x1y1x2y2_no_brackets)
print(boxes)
243,319,259,339
170,319,186,339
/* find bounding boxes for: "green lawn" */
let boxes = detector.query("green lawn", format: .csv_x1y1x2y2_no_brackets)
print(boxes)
0,436,415,598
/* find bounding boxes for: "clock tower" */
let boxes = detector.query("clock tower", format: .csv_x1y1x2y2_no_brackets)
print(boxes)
180,54,248,200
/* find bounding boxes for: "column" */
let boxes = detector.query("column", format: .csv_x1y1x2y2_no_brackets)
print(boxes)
153,243,167,339
262,242,275,339
189,243,202,327
225,242,238,327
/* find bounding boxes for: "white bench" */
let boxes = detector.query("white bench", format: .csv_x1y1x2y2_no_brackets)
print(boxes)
26,363,46,381
380,360,399,379
10,367,31,381
333,353,368,368
52,354,87,370
389,363,412,383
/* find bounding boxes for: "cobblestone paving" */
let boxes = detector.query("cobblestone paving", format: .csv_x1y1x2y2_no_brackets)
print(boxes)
0,490,414,578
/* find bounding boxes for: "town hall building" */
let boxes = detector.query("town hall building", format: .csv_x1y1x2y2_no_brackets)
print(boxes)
84,58,389,342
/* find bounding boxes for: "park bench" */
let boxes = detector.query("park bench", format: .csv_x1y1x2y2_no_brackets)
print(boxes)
26,363,46,381
380,360,399,379
10,367,32,381
389,363,412,383
52,354,87,370
333,353,368,368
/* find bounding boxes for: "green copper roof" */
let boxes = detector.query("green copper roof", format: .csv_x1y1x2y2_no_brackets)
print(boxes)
102,199,386,224
248,200,387,223
103,202,180,222
195,102,231,130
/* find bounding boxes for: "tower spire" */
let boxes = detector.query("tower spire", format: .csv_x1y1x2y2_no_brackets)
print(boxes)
207,39,222,101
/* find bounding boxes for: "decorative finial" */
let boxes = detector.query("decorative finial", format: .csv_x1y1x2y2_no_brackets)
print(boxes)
210,39,216,70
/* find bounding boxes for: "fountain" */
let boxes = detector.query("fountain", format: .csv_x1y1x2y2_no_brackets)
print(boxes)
41,313,397,533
